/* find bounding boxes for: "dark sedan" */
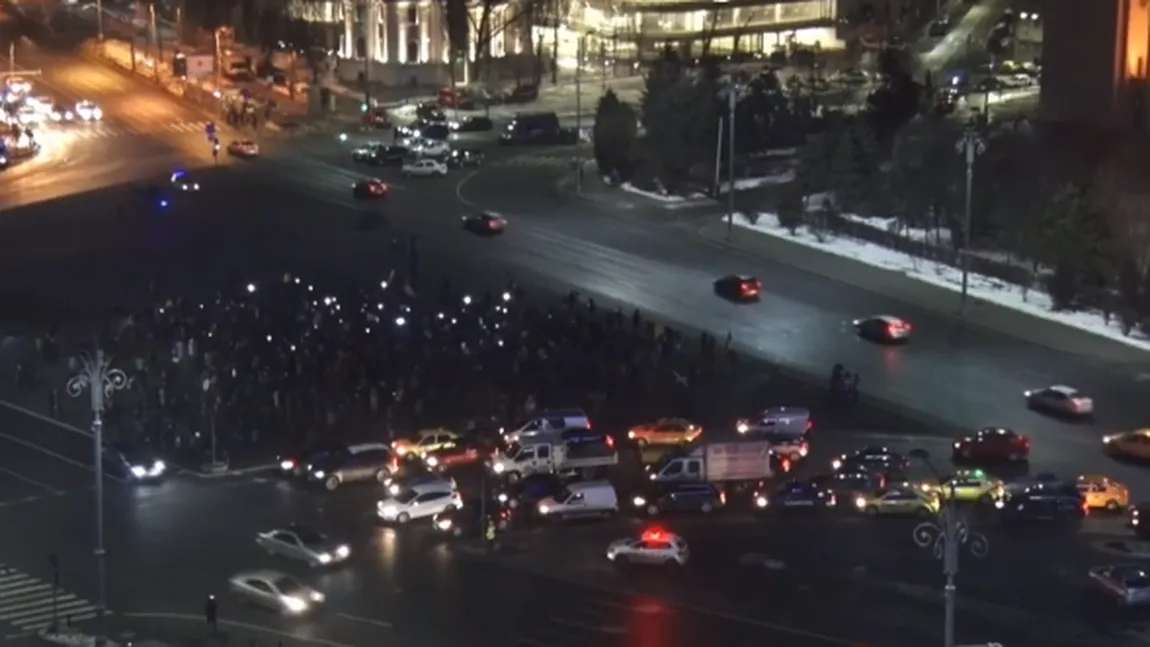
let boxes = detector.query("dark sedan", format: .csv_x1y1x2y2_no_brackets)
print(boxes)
713,275,761,302
754,479,836,513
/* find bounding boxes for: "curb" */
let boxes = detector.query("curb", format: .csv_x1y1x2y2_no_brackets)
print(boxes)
175,462,278,479
553,163,718,214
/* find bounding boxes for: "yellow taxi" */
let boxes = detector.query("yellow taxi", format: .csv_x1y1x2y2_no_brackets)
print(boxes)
391,428,459,458
919,469,1004,504
1076,474,1130,512
856,484,941,517
627,418,703,447
1103,429,1150,460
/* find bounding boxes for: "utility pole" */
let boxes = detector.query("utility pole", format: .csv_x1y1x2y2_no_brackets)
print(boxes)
955,125,985,318
550,0,559,84
8,43,13,77
212,28,221,88
96,0,104,40
725,86,736,240
574,36,582,193
149,3,159,81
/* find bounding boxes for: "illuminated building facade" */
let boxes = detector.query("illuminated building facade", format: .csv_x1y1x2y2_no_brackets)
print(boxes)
286,0,852,82
1040,0,1150,130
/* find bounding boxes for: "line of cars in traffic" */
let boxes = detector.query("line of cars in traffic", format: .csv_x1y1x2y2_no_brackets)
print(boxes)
232,394,1150,616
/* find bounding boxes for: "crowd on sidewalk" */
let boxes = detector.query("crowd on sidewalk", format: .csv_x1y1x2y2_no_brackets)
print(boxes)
15,240,736,469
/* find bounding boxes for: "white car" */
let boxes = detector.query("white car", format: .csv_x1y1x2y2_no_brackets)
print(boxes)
227,570,324,615
606,528,689,566
75,100,102,121
408,138,450,157
5,78,30,97
227,139,259,157
384,474,457,497
402,158,448,178
15,105,39,126
255,524,350,567
377,488,461,524
1024,385,1094,416
1090,565,1150,606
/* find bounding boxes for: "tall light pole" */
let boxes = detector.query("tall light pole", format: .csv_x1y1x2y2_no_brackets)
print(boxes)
725,85,736,240
955,124,985,318
96,0,103,41
66,349,129,647
909,448,989,647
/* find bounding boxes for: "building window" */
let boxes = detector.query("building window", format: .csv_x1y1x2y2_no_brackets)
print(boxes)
407,5,418,25
407,40,420,63
356,36,365,58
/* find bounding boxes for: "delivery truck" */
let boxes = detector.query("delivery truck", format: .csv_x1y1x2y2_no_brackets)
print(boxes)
647,440,776,487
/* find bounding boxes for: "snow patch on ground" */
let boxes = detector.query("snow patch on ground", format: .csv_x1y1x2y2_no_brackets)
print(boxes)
620,182,685,202
733,211,1150,350
839,213,952,246
719,171,795,193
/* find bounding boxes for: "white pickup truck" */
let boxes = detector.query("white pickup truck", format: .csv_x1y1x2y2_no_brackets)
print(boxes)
489,437,617,483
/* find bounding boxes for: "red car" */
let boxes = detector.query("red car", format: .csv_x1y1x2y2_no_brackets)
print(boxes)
952,427,1029,463
424,441,488,471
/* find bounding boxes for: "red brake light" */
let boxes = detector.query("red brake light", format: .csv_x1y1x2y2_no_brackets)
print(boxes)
720,491,727,505
806,420,813,431
605,436,614,448
641,529,665,541
781,458,792,472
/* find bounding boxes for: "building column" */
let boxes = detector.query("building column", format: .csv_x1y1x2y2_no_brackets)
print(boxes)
342,1,354,58
396,2,407,63
366,1,381,61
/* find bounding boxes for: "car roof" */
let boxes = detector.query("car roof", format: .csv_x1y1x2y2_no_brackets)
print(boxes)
758,406,810,417
567,480,613,491
233,569,287,581
1077,474,1112,484
872,315,903,323
1048,385,1078,394
348,442,389,453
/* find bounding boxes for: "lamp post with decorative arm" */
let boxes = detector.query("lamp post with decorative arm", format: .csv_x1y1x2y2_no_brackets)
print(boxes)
909,448,989,647
66,349,129,647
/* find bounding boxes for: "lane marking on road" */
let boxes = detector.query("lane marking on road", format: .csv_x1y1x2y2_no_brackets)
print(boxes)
123,612,363,647
0,428,113,478
0,467,65,495
336,612,393,628
0,398,94,440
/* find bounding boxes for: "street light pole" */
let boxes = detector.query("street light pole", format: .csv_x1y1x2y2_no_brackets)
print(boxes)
574,35,583,193
954,125,985,318
909,449,989,647
96,0,104,41
725,86,736,240
66,349,129,647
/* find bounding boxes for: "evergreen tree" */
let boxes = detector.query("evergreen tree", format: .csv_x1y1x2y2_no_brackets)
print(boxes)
640,48,701,189
825,122,867,213
593,90,638,182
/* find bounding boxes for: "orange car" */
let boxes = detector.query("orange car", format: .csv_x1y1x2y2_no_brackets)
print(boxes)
1076,475,1130,511
627,418,702,447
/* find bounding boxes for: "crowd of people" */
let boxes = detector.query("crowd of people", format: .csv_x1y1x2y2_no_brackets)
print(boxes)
18,250,738,468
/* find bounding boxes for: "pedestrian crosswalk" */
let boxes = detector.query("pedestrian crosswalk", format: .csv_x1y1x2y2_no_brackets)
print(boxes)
54,121,213,140
0,565,102,634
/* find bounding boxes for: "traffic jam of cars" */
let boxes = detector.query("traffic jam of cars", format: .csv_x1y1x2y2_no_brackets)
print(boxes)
219,373,1150,619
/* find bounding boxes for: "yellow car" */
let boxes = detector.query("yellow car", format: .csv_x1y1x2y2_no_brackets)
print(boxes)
856,484,940,517
919,469,1004,504
1103,430,1150,460
1076,475,1130,511
391,428,459,458
627,418,702,446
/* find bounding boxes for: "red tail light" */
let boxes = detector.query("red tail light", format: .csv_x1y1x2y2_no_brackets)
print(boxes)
806,420,813,431
605,436,614,448
1082,501,1090,515
781,458,791,472
1021,436,1030,446
719,491,727,505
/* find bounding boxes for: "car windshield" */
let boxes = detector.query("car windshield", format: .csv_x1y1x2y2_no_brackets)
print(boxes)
504,442,523,458
273,576,306,596
394,489,419,503
552,487,573,502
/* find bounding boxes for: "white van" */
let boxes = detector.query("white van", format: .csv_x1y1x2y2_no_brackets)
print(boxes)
504,409,590,443
536,481,618,521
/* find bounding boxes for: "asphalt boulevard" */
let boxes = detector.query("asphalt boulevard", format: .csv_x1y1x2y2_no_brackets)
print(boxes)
441,159,1150,485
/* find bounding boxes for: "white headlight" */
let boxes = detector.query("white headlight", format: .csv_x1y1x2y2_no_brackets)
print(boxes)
382,505,398,517
388,484,400,496
855,497,866,509
755,496,768,508
280,460,294,470
497,493,508,502
336,545,350,558
736,423,749,433
492,463,505,473
313,470,326,479
436,519,452,530
130,466,147,478
150,460,166,475
426,456,439,467
538,504,551,515
317,553,332,564
281,596,307,613
632,496,646,507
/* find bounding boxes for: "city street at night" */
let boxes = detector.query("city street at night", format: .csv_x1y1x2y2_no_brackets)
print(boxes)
0,3,1144,647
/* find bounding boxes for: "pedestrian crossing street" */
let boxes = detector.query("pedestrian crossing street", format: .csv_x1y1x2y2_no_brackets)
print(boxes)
56,121,213,140
0,564,102,635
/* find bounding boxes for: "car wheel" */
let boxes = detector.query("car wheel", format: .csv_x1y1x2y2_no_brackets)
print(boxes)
700,502,714,514
865,506,879,516
506,472,521,484
324,476,340,491
1107,500,1121,512
375,468,390,483
646,504,659,516
397,512,411,524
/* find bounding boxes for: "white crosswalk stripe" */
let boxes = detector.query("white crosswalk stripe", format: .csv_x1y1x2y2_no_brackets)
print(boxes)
492,154,583,169
0,565,102,633
61,121,212,140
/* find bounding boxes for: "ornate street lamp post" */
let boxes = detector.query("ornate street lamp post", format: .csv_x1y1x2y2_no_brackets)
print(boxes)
66,349,129,647
909,448,989,647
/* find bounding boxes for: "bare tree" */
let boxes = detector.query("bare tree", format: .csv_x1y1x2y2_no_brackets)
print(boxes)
440,0,542,86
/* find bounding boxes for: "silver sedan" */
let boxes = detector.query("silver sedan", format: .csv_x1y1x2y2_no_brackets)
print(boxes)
255,525,350,567
228,569,324,615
